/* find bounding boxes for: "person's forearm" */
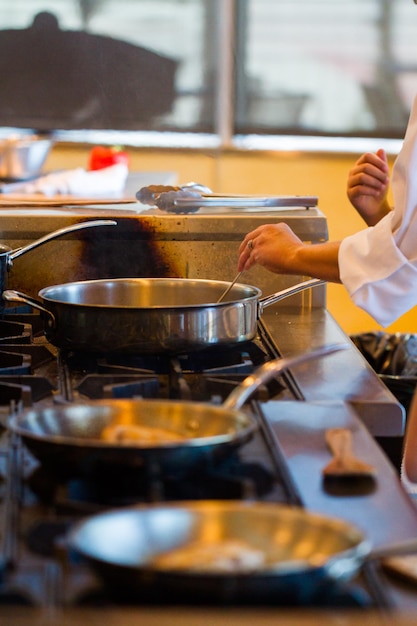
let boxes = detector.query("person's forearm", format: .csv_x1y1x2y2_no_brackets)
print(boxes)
238,224,342,281
291,241,342,282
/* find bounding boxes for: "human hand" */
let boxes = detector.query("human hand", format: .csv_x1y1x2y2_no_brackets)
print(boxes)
238,223,304,274
346,148,391,226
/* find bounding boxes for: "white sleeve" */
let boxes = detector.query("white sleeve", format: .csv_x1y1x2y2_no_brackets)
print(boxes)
338,97,417,327
339,221,417,327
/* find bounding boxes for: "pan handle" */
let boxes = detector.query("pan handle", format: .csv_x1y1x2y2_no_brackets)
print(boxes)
8,219,117,263
2,290,56,327
258,278,326,314
222,343,349,411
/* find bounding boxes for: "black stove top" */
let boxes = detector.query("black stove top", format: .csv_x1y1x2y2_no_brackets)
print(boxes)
0,426,382,610
0,311,299,412
0,310,415,614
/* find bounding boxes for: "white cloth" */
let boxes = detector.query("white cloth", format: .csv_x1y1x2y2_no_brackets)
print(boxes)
1,163,129,197
339,96,417,327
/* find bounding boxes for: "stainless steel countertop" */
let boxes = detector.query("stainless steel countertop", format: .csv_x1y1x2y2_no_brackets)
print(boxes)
261,307,405,437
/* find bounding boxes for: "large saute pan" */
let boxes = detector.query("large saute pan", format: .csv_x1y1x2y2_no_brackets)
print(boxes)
8,343,346,478
67,500,417,605
67,500,370,604
0,218,117,307
3,276,325,354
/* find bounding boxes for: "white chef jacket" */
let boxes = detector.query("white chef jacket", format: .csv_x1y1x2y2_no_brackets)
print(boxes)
339,96,417,327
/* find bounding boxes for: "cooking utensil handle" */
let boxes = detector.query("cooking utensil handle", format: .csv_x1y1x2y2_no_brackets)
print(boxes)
9,219,117,262
153,190,318,213
173,195,318,208
370,538,417,560
2,290,55,325
216,271,244,303
322,428,376,478
222,343,349,410
325,428,353,460
258,278,326,313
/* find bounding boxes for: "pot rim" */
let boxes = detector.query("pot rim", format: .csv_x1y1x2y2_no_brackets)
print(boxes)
67,500,371,579
8,398,257,450
38,277,262,309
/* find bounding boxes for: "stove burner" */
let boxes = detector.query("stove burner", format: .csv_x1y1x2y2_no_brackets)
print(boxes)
0,350,31,375
0,317,56,411
71,349,287,403
0,320,32,344
77,374,160,400
0,312,296,409
28,453,277,508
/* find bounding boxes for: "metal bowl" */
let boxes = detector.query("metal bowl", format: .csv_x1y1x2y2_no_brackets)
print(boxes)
0,135,52,180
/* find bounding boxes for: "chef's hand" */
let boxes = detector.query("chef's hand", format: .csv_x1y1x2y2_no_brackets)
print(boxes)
238,223,342,282
346,148,391,226
238,223,304,274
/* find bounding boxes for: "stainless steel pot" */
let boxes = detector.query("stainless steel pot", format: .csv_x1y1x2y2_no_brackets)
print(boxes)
7,343,346,478
2,277,325,354
0,219,117,308
66,500,370,604
0,134,52,179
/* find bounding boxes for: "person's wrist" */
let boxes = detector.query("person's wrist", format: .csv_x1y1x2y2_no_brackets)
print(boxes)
287,243,308,275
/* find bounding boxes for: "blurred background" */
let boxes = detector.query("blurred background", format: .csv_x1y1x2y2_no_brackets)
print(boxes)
0,0,416,136
1,0,417,334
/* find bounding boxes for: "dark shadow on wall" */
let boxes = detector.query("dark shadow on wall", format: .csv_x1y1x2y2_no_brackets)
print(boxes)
0,11,178,131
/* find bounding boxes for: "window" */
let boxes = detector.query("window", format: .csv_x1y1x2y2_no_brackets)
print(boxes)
240,0,417,138
0,0,416,146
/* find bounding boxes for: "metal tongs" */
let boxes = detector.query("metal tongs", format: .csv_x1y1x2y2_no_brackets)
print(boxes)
136,183,318,214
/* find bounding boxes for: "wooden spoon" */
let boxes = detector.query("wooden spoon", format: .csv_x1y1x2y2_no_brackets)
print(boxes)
322,428,376,478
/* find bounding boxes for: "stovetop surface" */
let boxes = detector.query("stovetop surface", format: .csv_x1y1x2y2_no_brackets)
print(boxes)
0,311,297,409
0,406,390,612
0,308,416,617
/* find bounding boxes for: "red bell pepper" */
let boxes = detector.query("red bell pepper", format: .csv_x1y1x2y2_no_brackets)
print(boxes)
88,146,130,170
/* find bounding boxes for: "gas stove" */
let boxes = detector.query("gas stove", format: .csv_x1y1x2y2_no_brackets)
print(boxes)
0,308,417,617
0,204,416,621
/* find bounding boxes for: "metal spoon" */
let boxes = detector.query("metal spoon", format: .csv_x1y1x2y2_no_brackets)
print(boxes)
216,271,243,303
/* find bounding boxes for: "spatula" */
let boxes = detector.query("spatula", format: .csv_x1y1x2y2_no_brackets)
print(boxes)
322,428,376,478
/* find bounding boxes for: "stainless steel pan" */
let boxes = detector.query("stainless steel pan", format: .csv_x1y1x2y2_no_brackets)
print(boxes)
3,277,325,354
67,500,417,605
67,500,370,604
8,343,347,478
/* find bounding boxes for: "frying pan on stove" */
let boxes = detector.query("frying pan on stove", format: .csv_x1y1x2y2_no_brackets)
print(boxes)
3,277,325,354
67,500,371,604
7,344,347,479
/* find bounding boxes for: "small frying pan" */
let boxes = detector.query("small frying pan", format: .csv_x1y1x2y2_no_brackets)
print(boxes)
8,343,348,478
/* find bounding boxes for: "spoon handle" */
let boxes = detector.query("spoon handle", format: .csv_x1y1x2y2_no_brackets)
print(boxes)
216,271,243,303
325,428,353,460
323,428,376,477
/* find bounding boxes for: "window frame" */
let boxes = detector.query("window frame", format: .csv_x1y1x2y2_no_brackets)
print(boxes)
0,0,410,156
